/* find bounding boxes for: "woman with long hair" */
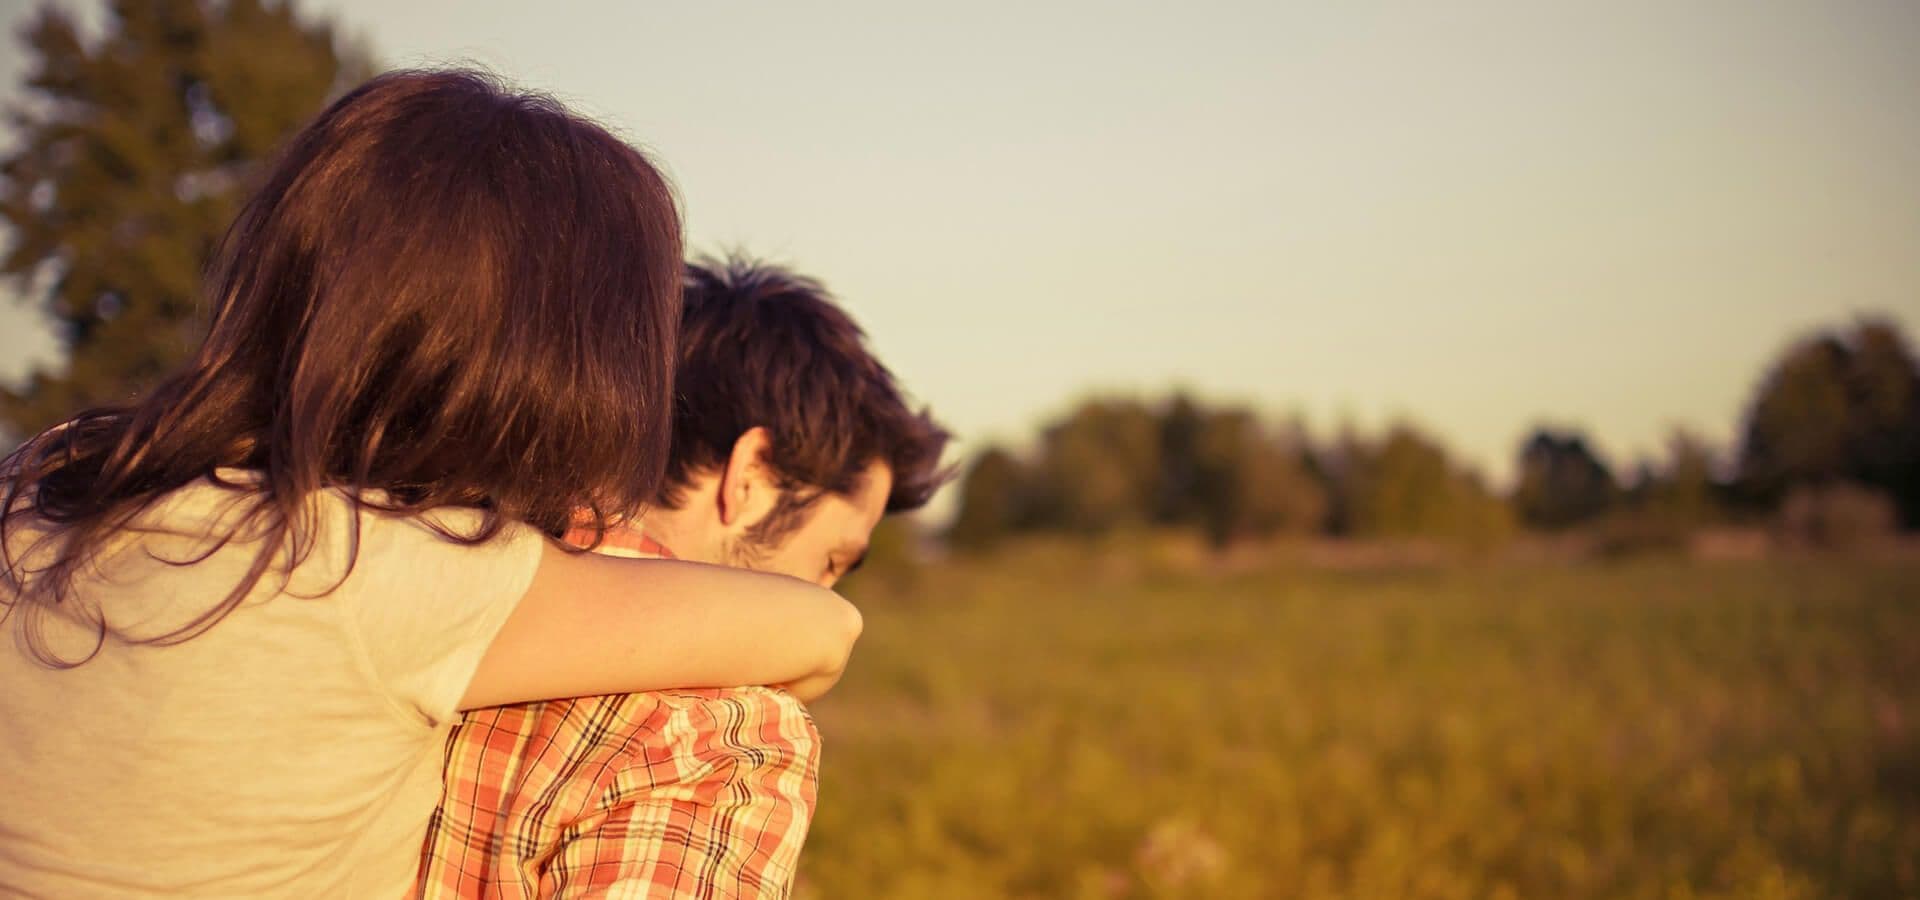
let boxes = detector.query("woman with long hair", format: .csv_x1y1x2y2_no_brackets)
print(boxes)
0,70,860,895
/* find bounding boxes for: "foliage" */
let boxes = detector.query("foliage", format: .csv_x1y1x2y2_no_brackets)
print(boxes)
0,0,367,435
1738,319,1920,526
1512,428,1616,530
1031,398,1164,534
947,395,1326,549
1773,482,1901,550
1597,431,1726,557
1632,429,1720,528
1183,407,1326,546
943,314,1920,551
1326,424,1513,547
946,447,1033,551
805,556,1920,899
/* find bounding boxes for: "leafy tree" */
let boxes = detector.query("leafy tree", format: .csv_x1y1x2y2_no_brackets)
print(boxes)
1844,321,1920,524
1154,391,1207,524
1738,335,1854,497
947,445,1032,551
1738,318,1920,526
1,0,367,436
948,395,1329,549
1331,424,1512,546
1348,426,1451,538
1641,429,1718,527
1030,398,1162,534
1511,427,1616,530
1186,408,1324,546
1601,430,1724,557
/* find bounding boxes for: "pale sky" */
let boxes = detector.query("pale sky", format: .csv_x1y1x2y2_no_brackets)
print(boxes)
2,0,1917,483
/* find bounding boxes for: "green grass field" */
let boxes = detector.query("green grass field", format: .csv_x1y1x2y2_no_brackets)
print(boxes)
798,551,1920,899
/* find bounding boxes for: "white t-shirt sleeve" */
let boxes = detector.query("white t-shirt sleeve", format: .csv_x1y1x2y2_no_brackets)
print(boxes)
337,505,545,726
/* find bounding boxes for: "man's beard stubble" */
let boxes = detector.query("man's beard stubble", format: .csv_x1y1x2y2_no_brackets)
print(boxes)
723,534,773,571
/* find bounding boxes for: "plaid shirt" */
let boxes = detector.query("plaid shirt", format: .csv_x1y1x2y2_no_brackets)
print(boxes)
414,528,822,899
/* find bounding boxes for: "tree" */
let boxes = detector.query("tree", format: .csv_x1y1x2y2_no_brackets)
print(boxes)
1185,408,1324,546
1640,429,1718,528
1738,318,1920,526
1601,430,1723,556
946,445,1032,551
1738,335,1853,498
1844,321,1920,525
1154,391,1207,524
1030,398,1162,534
1329,424,1512,547
1511,427,1616,530
949,395,1329,550
1,0,367,436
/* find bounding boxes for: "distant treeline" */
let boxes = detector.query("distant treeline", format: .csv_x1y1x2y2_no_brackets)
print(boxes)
949,318,1920,551
2,4,1915,556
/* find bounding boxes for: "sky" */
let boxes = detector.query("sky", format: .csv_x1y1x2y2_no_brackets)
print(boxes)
2,0,1918,484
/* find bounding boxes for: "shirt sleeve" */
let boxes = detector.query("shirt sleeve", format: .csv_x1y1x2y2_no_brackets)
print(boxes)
339,504,546,727
543,688,822,900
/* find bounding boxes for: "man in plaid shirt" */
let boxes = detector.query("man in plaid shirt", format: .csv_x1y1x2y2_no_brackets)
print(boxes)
415,256,952,899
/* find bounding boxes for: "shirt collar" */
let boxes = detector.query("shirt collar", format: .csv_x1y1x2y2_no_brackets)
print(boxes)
562,521,677,560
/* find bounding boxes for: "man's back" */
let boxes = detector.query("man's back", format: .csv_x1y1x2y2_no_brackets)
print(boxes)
415,533,821,899
420,689,818,898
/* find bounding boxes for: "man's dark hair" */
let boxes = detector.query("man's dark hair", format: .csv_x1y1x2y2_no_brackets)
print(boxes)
661,255,953,543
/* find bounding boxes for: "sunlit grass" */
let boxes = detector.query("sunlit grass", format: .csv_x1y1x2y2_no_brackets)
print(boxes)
801,551,1920,899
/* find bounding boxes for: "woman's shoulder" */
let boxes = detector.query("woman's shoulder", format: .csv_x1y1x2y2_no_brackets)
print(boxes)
108,471,547,607
132,470,540,546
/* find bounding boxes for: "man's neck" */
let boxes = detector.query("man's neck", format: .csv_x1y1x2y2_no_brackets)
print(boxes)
633,504,721,566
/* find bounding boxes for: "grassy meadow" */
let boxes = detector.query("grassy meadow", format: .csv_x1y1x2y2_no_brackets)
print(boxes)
798,545,1920,899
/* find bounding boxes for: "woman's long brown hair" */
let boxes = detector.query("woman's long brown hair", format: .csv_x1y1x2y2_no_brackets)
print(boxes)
0,70,683,664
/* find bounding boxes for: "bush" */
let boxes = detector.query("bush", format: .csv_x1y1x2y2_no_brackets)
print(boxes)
1774,482,1899,550
1592,511,1693,559
1329,425,1514,549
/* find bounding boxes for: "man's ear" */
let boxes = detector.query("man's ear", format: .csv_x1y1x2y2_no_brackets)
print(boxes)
716,427,780,530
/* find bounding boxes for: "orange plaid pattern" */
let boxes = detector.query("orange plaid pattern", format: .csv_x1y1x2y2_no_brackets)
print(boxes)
414,529,821,899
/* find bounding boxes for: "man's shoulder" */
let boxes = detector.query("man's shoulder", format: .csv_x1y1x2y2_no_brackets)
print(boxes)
649,684,813,711
460,685,810,718
615,686,820,751
456,686,817,752
429,694,820,900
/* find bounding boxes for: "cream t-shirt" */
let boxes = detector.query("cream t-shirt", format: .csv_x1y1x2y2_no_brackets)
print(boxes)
0,476,544,897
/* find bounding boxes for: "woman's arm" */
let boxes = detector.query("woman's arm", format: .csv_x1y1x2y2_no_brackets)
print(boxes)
458,540,863,710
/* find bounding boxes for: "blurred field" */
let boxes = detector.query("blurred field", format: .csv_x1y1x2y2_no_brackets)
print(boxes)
800,548,1920,899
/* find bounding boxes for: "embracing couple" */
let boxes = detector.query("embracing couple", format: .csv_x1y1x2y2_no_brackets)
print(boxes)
0,69,948,897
